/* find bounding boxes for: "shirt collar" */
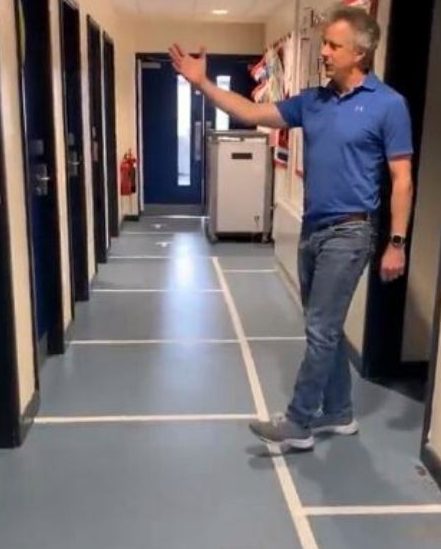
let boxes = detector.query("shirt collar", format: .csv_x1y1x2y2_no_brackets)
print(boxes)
360,72,379,91
323,72,379,94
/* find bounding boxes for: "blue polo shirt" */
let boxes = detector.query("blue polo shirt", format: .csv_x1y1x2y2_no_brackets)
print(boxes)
276,73,413,224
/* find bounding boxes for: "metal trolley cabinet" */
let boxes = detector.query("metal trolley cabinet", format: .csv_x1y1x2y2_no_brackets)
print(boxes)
205,130,272,242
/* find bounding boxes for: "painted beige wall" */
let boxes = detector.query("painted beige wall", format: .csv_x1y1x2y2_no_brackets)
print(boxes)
132,18,264,54
402,0,441,362
265,0,297,46
0,0,36,413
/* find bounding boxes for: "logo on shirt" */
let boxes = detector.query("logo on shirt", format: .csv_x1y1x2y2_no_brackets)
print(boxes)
355,105,365,112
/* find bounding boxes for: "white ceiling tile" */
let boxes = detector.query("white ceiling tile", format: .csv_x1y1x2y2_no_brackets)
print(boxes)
194,0,259,17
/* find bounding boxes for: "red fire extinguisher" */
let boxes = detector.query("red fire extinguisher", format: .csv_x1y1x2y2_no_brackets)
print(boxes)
120,149,136,196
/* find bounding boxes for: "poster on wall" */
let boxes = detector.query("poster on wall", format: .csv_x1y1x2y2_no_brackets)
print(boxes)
250,33,296,168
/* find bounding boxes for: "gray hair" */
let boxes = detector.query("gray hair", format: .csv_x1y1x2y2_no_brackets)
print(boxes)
323,5,381,70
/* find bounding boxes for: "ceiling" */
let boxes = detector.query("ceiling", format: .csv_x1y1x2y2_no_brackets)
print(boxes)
111,0,289,23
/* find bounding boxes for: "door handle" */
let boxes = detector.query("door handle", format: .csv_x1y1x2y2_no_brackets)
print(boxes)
194,121,202,162
33,164,51,196
68,149,81,177
34,174,51,196
68,159,81,177
93,141,99,162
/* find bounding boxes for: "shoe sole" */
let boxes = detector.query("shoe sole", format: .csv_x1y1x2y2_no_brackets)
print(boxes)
312,419,359,436
251,431,315,450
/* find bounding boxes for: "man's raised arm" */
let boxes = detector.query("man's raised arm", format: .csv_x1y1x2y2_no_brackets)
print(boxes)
168,44,287,129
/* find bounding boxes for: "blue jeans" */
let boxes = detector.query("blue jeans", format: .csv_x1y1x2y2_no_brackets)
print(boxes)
286,220,375,426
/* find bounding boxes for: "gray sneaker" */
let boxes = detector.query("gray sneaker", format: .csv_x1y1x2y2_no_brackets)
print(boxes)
310,414,359,435
249,414,314,450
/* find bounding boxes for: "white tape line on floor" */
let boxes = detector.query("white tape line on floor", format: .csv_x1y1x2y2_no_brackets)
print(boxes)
35,414,257,425
212,256,319,549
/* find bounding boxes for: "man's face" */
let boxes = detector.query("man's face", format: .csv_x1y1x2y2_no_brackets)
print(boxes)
321,20,365,79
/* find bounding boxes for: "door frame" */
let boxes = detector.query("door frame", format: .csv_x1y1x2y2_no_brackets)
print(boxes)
136,56,144,215
15,0,65,357
420,0,441,492
0,88,21,446
421,240,441,490
103,32,119,238
87,15,107,263
59,0,89,308
360,0,435,380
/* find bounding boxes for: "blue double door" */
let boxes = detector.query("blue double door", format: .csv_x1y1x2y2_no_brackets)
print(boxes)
141,54,259,208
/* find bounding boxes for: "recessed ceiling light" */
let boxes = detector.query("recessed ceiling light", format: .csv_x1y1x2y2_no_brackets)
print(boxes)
212,9,229,15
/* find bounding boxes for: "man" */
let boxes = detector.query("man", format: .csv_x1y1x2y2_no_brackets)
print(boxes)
169,5,413,451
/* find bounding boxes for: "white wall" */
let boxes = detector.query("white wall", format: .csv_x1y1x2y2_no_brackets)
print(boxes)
402,0,441,363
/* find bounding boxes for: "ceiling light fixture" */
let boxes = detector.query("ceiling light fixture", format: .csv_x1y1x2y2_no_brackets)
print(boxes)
212,9,229,15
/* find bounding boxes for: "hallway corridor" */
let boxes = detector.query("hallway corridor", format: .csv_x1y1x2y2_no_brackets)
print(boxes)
1,216,441,548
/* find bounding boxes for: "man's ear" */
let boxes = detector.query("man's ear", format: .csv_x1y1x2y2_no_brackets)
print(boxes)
355,48,366,64
355,48,370,69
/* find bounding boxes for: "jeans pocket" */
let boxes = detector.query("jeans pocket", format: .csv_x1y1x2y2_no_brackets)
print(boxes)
323,223,374,262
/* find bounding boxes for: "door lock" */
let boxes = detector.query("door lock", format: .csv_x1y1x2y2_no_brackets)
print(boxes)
68,151,81,177
33,164,51,196
34,174,50,196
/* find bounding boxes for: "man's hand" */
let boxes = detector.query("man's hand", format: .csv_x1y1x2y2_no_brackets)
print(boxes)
169,44,207,88
169,43,286,128
380,244,406,282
